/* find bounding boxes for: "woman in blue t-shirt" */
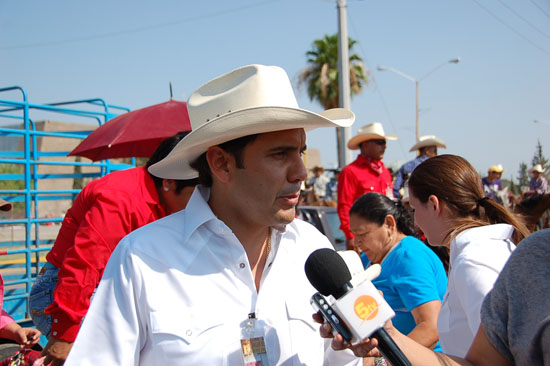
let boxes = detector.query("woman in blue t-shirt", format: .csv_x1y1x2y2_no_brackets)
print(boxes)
349,192,447,358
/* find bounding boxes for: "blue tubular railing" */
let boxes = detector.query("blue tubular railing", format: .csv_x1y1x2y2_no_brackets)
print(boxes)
0,86,133,324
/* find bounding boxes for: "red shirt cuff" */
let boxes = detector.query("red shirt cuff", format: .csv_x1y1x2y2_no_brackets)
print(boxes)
48,310,81,342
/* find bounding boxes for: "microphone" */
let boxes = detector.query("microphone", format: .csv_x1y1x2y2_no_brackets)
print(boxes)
305,248,411,366
338,250,381,287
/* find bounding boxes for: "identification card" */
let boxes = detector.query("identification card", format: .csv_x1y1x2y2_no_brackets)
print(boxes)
240,313,270,366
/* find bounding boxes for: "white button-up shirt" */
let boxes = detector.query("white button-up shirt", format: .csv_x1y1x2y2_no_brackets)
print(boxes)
66,186,359,366
438,224,515,357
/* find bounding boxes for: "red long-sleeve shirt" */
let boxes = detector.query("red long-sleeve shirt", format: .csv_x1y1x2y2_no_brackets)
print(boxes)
337,155,393,239
45,166,166,341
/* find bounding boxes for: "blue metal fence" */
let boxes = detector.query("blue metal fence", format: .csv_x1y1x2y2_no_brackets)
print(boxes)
0,86,133,326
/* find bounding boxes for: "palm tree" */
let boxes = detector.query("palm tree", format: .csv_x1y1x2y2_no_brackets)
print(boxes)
298,34,368,109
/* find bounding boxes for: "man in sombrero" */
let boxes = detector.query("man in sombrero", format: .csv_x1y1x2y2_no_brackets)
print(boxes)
337,122,397,250
65,65,361,365
393,135,446,200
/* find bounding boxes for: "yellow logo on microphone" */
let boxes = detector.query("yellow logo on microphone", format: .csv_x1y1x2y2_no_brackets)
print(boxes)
354,295,379,321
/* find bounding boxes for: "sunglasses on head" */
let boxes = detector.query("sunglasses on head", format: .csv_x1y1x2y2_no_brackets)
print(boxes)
371,139,386,145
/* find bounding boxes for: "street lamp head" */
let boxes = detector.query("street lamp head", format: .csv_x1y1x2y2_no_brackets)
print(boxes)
377,65,388,71
449,58,460,64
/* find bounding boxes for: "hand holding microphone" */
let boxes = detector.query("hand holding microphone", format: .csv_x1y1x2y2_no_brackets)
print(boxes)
305,248,411,366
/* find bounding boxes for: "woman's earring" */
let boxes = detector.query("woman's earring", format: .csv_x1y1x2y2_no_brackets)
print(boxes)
163,186,170,192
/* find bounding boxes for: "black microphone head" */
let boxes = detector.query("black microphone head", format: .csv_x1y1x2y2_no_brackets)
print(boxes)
304,248,352,299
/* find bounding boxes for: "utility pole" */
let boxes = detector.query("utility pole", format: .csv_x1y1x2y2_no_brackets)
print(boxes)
337,0,353,168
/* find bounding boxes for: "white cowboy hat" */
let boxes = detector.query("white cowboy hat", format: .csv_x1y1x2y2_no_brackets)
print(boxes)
529,164,545,173
488,164,504,173
408,135,447,152
347,122,397,150
149,64,355,179
0,198,12,212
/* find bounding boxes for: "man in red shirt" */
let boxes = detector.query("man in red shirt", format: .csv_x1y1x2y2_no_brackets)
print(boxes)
29,132,198,366
337,122,396,249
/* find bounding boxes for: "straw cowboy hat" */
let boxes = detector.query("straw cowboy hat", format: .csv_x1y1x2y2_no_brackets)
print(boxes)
0,198,12,212
347,122,397,150
488,164,504,173
529,164,545,173
408,135,447,152
149,64,355,179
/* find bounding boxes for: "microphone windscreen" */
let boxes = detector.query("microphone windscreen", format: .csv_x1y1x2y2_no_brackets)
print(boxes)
305,248,352,297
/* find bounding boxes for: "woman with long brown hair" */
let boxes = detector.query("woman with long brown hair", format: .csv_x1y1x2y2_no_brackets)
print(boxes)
405,154,529,358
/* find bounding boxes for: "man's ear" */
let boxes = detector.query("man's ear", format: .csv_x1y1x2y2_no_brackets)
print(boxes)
161,179,176,192
206,146,233,184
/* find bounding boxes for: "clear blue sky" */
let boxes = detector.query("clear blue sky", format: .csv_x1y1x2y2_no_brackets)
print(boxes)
1,0,549,181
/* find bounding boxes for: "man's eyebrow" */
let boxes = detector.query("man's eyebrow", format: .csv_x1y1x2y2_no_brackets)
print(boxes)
267,144,308,153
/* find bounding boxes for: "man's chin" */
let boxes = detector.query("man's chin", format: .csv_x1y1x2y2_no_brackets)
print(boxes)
274,208,296,226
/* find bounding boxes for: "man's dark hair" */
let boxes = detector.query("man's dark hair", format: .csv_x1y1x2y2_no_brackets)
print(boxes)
146,131,198,193
190,134,259,187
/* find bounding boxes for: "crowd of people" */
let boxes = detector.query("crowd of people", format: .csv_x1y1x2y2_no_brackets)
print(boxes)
1,63,548,365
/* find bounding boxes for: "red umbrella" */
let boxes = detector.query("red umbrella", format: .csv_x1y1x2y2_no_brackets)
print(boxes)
69,100,191,161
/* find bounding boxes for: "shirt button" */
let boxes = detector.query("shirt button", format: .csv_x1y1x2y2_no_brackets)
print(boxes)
53,331,58,336
239,263,245,269
53,318,58,323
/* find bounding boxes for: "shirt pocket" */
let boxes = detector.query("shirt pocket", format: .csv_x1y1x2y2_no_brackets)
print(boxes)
359,180,376,193
149,309,228,363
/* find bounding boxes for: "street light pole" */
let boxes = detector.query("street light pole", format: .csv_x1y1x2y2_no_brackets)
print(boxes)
377,58,460,141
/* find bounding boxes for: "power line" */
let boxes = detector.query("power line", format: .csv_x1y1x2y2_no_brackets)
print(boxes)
496,0,550,39
0,0,279,51
471,0,550,55
529,0,550,19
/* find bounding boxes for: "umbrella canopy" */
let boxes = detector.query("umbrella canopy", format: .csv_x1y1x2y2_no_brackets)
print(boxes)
69,100,191,161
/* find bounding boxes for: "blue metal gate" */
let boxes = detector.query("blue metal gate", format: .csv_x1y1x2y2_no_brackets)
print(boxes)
0,86,133,327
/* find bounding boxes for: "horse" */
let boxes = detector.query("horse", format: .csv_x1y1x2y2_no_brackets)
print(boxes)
512,193,550,232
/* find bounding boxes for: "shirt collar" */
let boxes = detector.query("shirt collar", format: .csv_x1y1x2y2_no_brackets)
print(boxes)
451,224,514,255
179,185,218,242
415,155,430,164
181,185,289,244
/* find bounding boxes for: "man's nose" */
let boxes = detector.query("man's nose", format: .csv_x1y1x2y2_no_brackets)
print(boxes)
290,156,307,183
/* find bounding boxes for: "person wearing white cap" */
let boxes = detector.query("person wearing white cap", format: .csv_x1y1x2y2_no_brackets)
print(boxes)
337,122,396,250
523,164,548,196
393,135,446,200
65,65,360,365
482,165,504,202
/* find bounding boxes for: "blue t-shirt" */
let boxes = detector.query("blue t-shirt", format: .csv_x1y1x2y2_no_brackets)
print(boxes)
362,236,447,351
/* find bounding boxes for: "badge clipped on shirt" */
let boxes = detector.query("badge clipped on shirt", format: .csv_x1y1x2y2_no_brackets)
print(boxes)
240,313,270,366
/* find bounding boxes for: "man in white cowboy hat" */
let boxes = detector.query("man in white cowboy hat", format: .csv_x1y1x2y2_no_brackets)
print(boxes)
338,122,396,249
65,65,360,365
523,164,548,196
482,164,504,201
393,135,446,199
